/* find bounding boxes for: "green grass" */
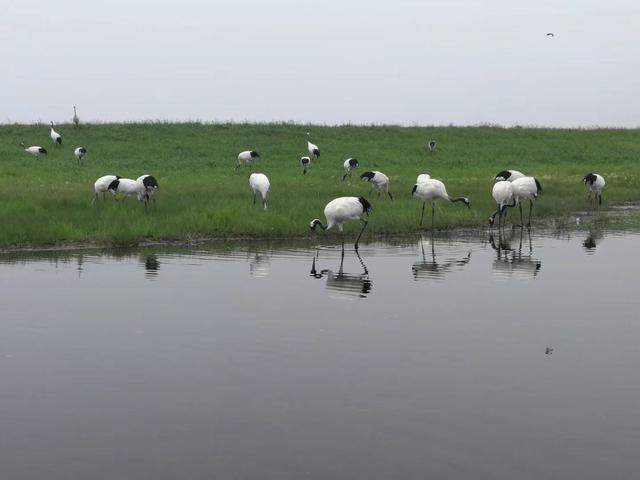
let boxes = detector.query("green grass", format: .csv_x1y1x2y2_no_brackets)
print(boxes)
1,122,639,247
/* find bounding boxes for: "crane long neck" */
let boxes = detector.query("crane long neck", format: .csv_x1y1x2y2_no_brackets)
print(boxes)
449,196,466,203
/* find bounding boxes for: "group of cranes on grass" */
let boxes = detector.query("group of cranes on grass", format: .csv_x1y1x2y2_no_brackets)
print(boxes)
19,120,608,242
21,109,87,164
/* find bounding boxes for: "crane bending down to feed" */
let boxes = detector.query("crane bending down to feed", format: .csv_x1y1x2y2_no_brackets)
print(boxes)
20,143,47,157
249,173,270,209
93,175,120,203
342,158,359,181
74,147,87,164
310,196,372,251
411,178,470,227
107,175,159,208
495,170,525,182
360,171,393,199
236,150,260,170
511,176,542,227
137,175,159,204
583,173,605,207
489,180,515,228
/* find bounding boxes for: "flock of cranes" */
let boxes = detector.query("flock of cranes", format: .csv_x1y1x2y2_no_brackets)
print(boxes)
17,114,607,249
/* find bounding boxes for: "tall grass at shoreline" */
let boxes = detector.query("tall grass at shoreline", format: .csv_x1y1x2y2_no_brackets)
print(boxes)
0,123,638,246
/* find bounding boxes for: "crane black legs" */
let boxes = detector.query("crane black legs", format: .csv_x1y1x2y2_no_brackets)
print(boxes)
353,219,369,251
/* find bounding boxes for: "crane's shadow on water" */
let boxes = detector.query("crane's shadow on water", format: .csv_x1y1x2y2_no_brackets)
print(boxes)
412,232,472,282
310,247,372,299
489,227,542,280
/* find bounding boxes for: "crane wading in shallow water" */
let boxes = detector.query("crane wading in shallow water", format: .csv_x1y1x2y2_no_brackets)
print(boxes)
511,176,542,227
583,173,605,208
489,180,515,228
310,196,372,251
411,178,470,228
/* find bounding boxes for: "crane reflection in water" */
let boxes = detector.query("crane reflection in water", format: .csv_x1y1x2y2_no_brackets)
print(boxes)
582,229,603,254
310,248,372,299
412,233,472,282
143,254,160,279
489,227,541,280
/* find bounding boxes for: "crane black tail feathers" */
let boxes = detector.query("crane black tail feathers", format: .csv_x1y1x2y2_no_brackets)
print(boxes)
358,196,372,214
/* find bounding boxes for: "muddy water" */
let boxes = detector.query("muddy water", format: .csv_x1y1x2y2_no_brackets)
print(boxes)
0,228,638,479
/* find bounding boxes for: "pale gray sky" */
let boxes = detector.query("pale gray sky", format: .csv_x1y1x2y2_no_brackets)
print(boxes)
2,0,639,127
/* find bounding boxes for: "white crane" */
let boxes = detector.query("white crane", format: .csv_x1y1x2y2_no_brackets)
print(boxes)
50,122,62,145
495,170,525,182
249,173,270,210
73,106,79,127
489,180,515,228
74,147,87,164
236,150,260,170
583,173,605,207
92,175,120,203
342,158,359,181
511,176,542,227
360,171,393,199
107,177,156,207
411,178,470,227
416,173,431,184
310,196,372,250
427,140,437,152
306,133,320,160
20,143,47,157
137,174,159,204
300,156,311,175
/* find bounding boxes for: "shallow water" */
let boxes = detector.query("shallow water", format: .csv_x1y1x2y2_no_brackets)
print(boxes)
1,228,639,479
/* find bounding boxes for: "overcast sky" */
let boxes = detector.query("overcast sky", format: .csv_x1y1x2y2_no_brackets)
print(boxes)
2,0,638,127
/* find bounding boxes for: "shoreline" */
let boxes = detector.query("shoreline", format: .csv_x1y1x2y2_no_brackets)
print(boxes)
1,208,636,255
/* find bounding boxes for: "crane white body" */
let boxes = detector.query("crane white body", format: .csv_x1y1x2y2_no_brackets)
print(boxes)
416,173,431,184
137,174,159,203
342,158,359,181
309,196,372,249
495,169,525,182
583,173,605,206
307,141,320,159
489,180,515,227
50,122,62,145
74,147,87,164
73,106,79,127
236,150,260,170
511,176,542,226
411,178,470,227
21,143,47,157
249,173,270,209
360,171,392,199
93,175,120,203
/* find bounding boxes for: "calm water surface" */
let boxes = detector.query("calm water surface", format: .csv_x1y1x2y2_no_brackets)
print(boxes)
1,228,638,479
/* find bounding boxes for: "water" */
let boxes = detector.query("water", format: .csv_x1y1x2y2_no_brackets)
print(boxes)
1,229,639,479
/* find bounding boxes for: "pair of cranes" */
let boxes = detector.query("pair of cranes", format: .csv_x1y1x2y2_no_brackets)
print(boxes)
310,174,470,250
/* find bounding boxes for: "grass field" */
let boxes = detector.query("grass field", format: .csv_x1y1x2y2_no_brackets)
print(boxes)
0,122,639,247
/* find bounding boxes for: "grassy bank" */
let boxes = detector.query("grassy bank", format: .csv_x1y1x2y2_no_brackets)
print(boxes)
0,123,639,247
